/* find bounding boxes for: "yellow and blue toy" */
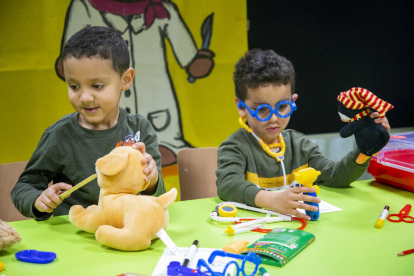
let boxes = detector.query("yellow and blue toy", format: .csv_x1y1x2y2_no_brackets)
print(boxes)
294,168,321,221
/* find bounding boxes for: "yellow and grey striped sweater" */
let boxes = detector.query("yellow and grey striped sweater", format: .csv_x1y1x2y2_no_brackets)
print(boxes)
216,128,369,207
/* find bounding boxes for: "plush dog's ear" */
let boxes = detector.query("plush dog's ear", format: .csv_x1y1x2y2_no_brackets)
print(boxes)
96,151,129,176
157,188,177,210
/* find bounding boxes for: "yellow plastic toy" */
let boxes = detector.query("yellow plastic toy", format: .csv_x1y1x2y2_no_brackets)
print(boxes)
294,167,321,221
294,168,321,195
69,146,177,251
223,240,249,254
218,204,237,217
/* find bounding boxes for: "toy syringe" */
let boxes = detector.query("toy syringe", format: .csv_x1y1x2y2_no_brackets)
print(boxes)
224,218,266,236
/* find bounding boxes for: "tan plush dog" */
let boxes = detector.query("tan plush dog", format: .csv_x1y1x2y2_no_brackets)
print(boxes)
69,146,177,251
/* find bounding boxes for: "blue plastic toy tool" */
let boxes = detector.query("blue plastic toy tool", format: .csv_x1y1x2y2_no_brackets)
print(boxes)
15,250,57,264
168,250,261,276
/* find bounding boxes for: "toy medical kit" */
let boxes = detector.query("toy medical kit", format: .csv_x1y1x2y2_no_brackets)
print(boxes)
225,219,266,236
183,240,199,266
387,204,414,223
223,240,249,254
69,147,177,251
375,206,389,228
211,202,307,230
368,132,414,193
15,250,56,264
242,228,315,267
59,173,97,199
293,168,321,221
168,250,261,276
338,87,393,164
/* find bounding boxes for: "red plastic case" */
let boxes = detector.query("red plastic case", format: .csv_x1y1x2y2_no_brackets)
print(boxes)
368,133,414,193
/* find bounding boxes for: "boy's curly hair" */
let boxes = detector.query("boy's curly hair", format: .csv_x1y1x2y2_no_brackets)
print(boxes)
62,26,129,76
233,49,295,101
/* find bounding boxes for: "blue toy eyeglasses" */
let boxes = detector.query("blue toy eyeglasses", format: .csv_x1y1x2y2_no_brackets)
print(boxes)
237,97,297,121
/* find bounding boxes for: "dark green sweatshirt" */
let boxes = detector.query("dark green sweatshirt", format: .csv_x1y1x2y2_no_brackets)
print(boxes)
11,108,165,220
216,128,369,207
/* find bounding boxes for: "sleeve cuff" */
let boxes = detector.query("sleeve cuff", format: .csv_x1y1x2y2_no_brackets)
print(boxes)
243,185,262,207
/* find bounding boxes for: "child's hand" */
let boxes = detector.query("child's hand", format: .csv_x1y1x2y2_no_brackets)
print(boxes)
34,183,72,213
132,142,158,182
370,112,391,132
255,187,321,221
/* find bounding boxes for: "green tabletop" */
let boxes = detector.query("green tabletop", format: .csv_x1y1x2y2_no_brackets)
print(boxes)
1,180,414,276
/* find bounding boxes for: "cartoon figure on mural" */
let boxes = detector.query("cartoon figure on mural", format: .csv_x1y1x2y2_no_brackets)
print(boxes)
55,0,215,166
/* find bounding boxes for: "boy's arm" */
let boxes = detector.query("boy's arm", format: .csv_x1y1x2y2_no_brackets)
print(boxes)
216,141,262,207
10,131,61,220
138,121,166,197
307,113,390,187
305,139,369,188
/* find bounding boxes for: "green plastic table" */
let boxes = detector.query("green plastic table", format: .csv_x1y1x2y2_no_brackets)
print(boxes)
1,180,414,276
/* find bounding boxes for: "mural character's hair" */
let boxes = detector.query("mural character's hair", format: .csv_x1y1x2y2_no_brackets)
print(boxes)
233,49,295,101
62,26,129,76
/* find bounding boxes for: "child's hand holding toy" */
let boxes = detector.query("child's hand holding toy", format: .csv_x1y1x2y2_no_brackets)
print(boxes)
255,187,321,221
338,87,393,164
132,142,159,194
370,111,391,132
34,183,72,213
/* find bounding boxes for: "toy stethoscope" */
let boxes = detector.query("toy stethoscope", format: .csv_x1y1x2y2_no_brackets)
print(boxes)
210,202,307,231
239,117,289,189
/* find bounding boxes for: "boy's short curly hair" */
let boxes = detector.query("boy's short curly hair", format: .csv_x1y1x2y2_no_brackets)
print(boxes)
233,49,295,101
62,26,130,76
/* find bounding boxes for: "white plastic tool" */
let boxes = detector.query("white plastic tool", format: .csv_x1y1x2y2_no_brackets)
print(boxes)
224,218,266,236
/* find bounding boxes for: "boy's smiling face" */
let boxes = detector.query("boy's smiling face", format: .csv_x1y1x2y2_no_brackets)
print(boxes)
236,84,297,145
63,57,134,130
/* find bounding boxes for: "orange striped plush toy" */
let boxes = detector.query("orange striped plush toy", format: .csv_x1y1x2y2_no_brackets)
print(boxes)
338,87,394,164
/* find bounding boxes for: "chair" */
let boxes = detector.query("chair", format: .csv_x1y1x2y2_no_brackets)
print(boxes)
177,147,218,201
0,161,32,221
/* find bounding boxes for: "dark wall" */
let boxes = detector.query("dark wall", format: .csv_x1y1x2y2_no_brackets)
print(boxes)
247,0,414,134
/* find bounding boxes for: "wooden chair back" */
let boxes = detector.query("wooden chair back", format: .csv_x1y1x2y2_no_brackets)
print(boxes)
0,161,32,221
177,147,218,201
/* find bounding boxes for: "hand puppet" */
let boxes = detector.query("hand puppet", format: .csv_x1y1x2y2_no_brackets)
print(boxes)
69,146,177,251
338,87,393,164
0,219,21,251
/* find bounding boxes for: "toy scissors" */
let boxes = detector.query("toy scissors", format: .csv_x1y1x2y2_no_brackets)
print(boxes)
387,204,414,223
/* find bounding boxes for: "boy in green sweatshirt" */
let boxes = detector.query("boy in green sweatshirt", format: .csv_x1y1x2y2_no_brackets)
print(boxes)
216,49,390,221
11,26,165,220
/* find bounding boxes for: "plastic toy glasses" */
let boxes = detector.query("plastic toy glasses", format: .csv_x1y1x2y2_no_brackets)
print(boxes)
238,97,297,121
167,250,261,276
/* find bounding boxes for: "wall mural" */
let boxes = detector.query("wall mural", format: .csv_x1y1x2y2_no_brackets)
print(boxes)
55,0,215,167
